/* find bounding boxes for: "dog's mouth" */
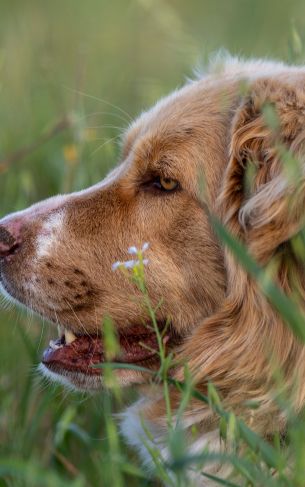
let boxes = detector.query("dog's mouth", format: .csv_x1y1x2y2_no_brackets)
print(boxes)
42,324,172,377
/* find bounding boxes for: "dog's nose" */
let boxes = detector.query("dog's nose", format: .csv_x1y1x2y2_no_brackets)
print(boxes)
0,220,22,259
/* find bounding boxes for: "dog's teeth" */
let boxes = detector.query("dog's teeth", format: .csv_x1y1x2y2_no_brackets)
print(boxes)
49,339,63,350
64,329,77,345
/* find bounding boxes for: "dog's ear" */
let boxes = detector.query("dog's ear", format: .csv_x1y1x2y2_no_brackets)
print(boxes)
220,78,305,264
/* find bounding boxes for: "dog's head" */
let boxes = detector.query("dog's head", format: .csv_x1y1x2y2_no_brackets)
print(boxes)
1,57,305,400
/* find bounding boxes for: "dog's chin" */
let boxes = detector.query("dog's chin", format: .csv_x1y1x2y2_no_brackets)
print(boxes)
38,362,151,391
38,363,103,391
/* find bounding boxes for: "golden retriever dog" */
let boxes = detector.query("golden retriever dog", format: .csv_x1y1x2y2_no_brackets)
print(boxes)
1,55,305,484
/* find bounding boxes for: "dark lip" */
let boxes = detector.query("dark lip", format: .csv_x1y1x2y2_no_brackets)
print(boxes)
42,323,177,376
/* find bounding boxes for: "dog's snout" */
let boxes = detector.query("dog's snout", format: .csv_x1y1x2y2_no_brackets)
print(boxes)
0,221,22,259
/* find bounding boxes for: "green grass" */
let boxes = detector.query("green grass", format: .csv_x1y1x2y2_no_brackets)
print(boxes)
2,1,305,486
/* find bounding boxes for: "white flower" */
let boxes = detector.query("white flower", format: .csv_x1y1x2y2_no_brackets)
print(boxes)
127,242,150,255
113,243,150,271
124,259,138,269
112,261,122,271
112,258,149,271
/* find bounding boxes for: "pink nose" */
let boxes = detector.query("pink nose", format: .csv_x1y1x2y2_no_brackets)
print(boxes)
0,219,22,259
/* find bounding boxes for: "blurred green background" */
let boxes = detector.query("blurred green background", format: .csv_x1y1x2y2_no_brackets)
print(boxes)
1,0,305,485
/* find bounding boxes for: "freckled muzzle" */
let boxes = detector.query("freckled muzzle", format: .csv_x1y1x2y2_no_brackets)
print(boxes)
0,197,155,385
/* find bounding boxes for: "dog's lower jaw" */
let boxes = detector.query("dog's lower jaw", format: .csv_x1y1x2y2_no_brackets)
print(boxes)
38,363,103,391
38,362,155,391
120,399,232,487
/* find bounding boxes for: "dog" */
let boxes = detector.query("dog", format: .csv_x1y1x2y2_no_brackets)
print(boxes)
1,55,305,485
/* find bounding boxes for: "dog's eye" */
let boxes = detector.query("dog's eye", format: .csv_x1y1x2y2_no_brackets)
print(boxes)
154,177,179,192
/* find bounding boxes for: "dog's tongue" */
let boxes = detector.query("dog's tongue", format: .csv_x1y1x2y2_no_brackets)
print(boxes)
42,328,162,375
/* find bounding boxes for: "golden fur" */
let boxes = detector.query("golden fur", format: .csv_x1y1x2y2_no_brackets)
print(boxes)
1,56,305,484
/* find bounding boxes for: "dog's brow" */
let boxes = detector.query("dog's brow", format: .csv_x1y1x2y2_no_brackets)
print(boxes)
134,142,176,173
123,119,195,163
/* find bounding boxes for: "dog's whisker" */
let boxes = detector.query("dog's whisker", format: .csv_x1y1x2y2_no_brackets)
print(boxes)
52,306,61,331
66,88,133,122
76,110,131,126
63,299,91,339
87,124,126,133
0,294,14,311
36,317,46,352
90,134,122,156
